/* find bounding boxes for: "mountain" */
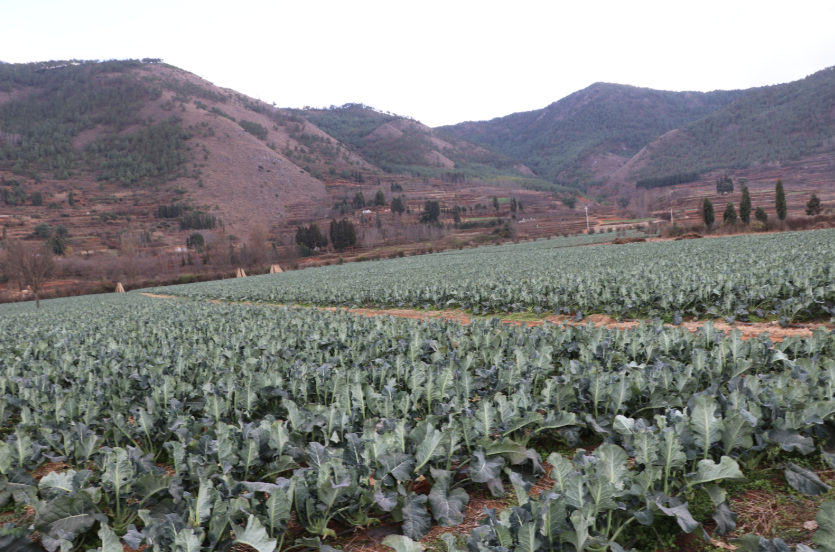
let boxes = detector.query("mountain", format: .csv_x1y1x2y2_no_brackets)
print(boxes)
628,66,835,181
0,59,375,238
439,83,746,190
301,103,556,189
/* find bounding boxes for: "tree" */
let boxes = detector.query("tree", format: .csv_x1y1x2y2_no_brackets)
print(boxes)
775,179,787,220
3,241,56,308
352,192,365,210
34,223,51,239
702,197,715,228
187,232,205,252
518,201,523,212
30,191,43,206
492,196,500,212
390,195,405,214
248,224,269,269
68,190,75,207
562,195,577,209
806,193,822,216
421,200,440,223
723,202,738,224
755,206,768,224
510,198,517,212
329,218,357,251
716,174,734,194
739,185,751,224
373,190,385,206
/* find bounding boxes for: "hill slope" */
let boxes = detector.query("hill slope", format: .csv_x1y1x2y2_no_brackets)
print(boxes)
439,83,746,190
0,59,378,237
301,103,555,189
631,66,835,181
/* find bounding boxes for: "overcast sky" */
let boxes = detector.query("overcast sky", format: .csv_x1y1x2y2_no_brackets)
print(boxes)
3,0,834,127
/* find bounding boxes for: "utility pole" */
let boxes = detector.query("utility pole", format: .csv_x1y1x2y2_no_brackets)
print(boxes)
584,205,590,232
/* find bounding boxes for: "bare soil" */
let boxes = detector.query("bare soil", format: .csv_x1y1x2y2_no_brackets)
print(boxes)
140,294,825,341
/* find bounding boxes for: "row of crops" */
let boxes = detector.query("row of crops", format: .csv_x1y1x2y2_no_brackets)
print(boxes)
146,229,835,322
2,294,835,551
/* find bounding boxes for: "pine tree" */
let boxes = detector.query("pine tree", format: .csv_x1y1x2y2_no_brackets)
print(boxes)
775,179,787,220
806,193,822,216
68,190,75,207
723,202,738,224
702,197,715,228
739,185,751,224
755,206,768,224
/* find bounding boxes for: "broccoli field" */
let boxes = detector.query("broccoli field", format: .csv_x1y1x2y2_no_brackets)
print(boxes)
3,291,835,552
147,229,835,323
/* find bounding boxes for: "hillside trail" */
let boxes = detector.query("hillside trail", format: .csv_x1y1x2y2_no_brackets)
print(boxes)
139,293,826,341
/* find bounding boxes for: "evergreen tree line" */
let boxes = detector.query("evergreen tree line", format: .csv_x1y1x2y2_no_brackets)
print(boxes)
179,210,217,231
295,223,328,251
158,203,186,219
329,218,357,251
636,171,702,189
700,179,816,228
239,120,268,140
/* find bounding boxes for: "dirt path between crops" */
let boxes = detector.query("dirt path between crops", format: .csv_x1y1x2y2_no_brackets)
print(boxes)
139,293,828,341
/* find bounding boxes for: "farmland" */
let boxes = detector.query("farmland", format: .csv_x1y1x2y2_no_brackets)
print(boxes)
149,229,835,322
2,289,835,551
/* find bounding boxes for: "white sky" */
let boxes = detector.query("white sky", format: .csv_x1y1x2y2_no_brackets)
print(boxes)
2,0,834,127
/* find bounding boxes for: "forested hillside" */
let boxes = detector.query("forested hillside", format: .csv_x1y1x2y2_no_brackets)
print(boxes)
634,66,835,180
301,104,561,190
440,84,746,190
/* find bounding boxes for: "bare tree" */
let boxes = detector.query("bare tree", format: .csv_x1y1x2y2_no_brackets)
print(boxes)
248,224,269,272
3,241,56,308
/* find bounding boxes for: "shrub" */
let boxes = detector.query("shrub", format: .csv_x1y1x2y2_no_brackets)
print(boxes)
34,222,51,238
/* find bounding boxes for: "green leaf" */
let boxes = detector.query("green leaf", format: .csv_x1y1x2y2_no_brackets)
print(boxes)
382,535,424,552
378,452,415,481
712,501,737,536
34,493,103,541
595,444,629,490
654,500,704,535
439,533,463,552
401,493,431,541
469,448,505,483
234,515,277,552
656,430,686,470
414,428,443,471
516,522,541,552
816,501,835,552
428,468,469,526
101,447,134,494
135,473,173,502
264,489,291,536
0,534,42,552
687,456,745,485
722,410,754,455
546,452,574,492
691,395,724,455
173,528,203,552
785,463,831,496
97,524,123,552
506,468,531,506
768,430,816,455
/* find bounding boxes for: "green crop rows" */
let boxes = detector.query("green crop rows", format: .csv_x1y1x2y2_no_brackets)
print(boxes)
147,229,835,322
2,293,835,551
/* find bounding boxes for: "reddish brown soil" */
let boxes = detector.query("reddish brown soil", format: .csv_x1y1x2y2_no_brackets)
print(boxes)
141,293,825,342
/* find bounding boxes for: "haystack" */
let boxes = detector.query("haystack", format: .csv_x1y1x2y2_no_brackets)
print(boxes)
269,264,283,274
236,268,247,278
115,282,125,293
613,237,647,245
